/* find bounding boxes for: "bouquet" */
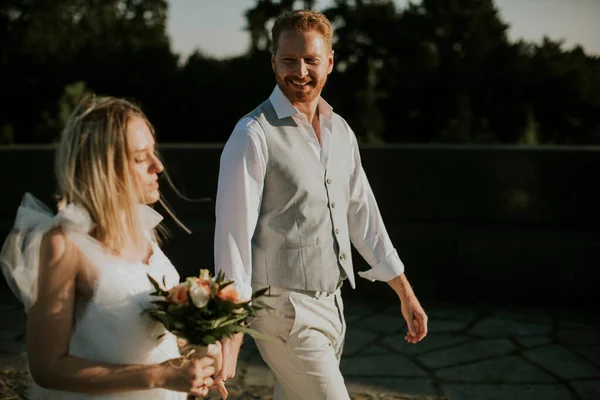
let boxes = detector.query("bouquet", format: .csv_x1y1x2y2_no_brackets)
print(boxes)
145,269,269,353
145,271,269,399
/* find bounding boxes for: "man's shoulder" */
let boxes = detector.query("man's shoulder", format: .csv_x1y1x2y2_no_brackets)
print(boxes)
331,109,349,126
244,99,273,119
233,99,272,131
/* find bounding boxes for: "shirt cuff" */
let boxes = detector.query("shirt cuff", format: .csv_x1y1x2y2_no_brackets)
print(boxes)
234,281,254,302
357,250,405,282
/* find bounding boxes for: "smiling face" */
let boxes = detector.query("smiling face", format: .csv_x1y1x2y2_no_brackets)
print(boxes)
271,29,334,106
127,116,164,205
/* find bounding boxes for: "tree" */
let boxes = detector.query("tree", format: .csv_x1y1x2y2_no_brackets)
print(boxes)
245,0,316,53
0,0,177,143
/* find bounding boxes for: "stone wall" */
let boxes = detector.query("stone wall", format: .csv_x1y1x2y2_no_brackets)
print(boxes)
1,145,598,308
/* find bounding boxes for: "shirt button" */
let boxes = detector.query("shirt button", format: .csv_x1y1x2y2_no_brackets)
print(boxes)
335,228,340,234
326,178,332,184
339,253,346,261
331,202,336,208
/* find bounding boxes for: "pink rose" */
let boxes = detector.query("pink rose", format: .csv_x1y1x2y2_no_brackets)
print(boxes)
217,284,239,303
196,277,212,292
169,283,189,305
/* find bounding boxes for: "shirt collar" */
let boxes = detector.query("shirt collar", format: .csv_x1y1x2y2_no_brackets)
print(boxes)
269,85,333,122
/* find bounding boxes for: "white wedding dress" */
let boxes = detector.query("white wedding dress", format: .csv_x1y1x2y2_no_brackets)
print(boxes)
0,194,186,399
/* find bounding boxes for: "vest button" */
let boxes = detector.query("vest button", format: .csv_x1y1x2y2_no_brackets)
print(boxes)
335,228,340,234
326,178,332,184
339,253,346,261
331,202,336,208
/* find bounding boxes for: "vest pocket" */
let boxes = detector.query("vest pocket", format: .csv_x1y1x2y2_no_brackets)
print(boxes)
276,243,322,289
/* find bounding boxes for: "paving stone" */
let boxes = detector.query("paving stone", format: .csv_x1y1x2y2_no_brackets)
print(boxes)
341,354,428,378
346,378,438,397
469,317,552,338
243,360,276,388
571,380,600,400
523,344,600,380
571,346,600,367
493,309,554,326
382,333,469,356
437,355,556,383
345,304,380,324
359,343,392,356
422,306,480,322
441,383,575,400
557,329,600,348
417,339,516,369
354,314,406,334
427,319,471,333
514,337,552,349
0,329,24,343
344,329,379,356
557,310,600,330
0,341,25,354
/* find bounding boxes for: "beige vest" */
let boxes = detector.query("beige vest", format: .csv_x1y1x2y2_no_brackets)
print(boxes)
248,99,356,292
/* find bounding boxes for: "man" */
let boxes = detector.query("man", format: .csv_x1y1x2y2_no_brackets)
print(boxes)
214,9,428,399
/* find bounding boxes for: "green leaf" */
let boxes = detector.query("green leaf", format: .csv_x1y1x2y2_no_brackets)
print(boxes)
147,273,162,294
251,287,269,299
202,335,217,345
235,325,272,341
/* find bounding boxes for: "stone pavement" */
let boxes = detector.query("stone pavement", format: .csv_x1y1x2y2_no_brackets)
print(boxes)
1,290,599,400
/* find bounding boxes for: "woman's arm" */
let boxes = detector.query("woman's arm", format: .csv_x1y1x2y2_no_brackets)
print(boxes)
26,228,215,396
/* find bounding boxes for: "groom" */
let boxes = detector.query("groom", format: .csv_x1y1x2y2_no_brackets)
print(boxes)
214,9,428,399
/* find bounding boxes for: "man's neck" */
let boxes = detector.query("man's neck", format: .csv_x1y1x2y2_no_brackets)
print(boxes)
293,97,322,145
294,97,320,125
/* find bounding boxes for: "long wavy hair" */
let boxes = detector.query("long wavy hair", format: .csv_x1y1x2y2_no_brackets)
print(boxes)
55,95,171,252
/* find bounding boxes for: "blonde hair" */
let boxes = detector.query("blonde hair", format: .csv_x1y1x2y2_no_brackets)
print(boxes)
55,95,169,252
271,10,333,53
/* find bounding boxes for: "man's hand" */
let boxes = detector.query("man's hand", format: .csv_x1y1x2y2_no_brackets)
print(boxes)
214,332,244,399
387,273,428,344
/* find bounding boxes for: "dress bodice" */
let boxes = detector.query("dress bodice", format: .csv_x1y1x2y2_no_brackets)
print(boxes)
0,194,186,399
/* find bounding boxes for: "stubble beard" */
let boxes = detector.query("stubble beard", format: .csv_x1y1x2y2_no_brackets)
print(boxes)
275,73,327,105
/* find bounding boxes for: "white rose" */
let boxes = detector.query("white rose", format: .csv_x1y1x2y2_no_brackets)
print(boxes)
189,284,210,308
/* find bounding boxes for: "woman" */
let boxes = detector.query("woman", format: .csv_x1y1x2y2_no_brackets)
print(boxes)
0,96,218,399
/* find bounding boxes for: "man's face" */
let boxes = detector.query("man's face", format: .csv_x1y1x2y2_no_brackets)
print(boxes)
272,29,334,106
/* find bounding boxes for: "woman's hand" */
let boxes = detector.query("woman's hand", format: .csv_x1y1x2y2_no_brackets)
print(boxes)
158,356,215,397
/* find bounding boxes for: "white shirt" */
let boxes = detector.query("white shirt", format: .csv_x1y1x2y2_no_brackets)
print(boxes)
215,86,405,301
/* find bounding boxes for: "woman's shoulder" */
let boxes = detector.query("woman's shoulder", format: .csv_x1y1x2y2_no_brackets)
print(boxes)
40,226,82,274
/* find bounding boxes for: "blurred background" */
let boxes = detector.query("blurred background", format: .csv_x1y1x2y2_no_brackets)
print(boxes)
1,0,599,309
1,0,600,145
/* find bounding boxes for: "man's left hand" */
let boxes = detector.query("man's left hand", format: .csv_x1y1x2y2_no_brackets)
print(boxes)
400,294,428,344
214,332,244,399
387,273,428,344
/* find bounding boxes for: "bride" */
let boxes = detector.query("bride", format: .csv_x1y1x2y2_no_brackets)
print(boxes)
0,96,219,399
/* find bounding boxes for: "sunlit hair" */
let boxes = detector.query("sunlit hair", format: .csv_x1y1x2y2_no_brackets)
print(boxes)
271,9,333,53
55,95,184,253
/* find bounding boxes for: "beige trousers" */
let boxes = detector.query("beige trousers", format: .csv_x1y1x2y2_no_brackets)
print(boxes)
250,284,350,400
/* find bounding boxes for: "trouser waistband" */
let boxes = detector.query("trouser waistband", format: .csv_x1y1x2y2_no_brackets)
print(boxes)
252,280,343,299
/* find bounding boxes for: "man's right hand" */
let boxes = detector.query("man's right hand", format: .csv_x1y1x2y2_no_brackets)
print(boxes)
214,332,244,399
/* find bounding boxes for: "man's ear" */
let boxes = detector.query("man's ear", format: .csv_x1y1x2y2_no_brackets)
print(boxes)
328,50,334,74
271,52,276,72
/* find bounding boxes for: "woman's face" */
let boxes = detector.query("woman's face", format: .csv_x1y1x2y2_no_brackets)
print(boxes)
127,116,164,204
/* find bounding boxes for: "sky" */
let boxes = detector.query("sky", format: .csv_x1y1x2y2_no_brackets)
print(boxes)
167,0,600,60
